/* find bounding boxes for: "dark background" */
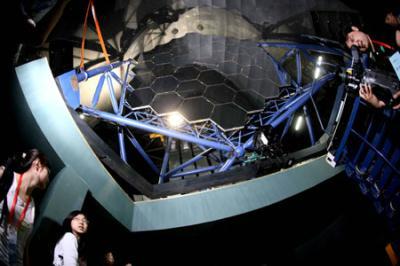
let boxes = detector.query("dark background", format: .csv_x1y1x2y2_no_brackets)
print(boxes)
81,173,392,265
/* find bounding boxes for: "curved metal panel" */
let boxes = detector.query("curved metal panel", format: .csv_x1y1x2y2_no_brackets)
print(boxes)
132,156,343,231
15,58,134,228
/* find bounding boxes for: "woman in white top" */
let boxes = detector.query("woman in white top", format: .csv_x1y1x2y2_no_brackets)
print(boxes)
0,149,50,266
53,210,89,266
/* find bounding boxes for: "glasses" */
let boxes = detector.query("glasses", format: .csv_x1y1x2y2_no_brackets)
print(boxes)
72,217,89,224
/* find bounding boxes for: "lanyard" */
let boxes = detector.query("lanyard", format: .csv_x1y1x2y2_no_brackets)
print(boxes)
7,174,31,230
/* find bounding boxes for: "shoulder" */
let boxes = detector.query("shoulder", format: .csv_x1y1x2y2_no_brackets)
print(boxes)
0,165,4,178
60,232,78,246
63,232,77,240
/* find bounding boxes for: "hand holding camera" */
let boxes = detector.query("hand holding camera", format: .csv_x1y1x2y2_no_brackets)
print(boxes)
359,83,386,108
347,45,400,109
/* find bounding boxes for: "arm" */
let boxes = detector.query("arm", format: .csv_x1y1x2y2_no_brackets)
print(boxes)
0,166,4,178
359,83,386,108
393,90,400,110
59,233,79,266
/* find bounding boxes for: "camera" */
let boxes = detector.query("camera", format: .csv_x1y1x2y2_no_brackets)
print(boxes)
344,45,400,107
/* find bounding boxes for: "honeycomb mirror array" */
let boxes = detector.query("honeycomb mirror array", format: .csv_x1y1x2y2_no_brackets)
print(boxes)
127,33,280,131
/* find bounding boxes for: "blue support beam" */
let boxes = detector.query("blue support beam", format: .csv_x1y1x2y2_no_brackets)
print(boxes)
159,138,172,183
76,60,128,82
267,73,336,128
334,97,360,162
126,129,159,174
165,148,213,177
80,106,233,152
92,74,106,108
118,127,127,162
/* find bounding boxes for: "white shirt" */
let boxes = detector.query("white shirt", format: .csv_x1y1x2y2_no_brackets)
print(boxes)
53,232,79,266
0,173,35,266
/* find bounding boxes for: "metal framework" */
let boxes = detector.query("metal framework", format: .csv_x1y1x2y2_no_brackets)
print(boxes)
56,40,345,183
53,36,400,250
327,94,400,231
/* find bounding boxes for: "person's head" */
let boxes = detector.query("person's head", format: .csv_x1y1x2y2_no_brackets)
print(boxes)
385,11,400,27
346,26,371,52
62,210,89,239
8,148,50,190
104,251,115,265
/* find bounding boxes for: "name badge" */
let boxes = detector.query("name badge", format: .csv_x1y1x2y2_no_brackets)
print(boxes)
389,51,400,81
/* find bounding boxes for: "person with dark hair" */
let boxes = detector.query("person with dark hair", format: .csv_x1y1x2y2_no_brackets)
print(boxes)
385,10,400,27
384,9,400,49
53,210,89,266
345,26,374,54
103,250,115,266
0,148,50,266
345,26,400,109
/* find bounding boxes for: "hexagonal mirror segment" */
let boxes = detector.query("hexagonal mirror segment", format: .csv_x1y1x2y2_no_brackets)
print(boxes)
211,103,247,131
173,66,200,81
234,90,265,113
152,76,179,93
204,84,235,104
151,92,183,115
127,88,155,109
153,64,175,77
198,70,225,85
176,80,206,98
130,72,154,89
178,97,214,122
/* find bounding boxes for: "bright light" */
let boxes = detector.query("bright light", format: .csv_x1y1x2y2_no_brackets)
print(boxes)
167,112,185,128
314,67,321,79
294,116,304,131
317,56,323,66
314,56,323,79
259,132,269,145
79,113,86,120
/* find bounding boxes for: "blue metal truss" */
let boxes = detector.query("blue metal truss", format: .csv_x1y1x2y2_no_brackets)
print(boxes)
54,38,400,252
330,96,400,213
56,40,345,183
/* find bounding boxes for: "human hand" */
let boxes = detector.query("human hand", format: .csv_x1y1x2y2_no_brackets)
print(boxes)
359,83,386,108
392,90,400,109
